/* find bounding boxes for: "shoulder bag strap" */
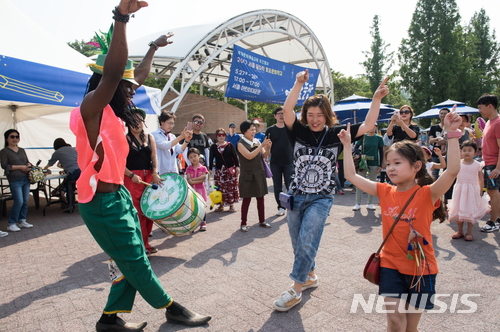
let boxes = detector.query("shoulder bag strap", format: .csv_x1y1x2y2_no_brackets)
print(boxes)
375,187,420,255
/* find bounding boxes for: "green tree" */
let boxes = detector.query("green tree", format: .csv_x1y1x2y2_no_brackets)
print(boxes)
67,37,101,57
362,15,394,94
331,71,371,102
399,0,461,114
457,9,499,105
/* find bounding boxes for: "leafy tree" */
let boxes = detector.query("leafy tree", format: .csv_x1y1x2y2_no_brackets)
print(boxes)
456,9,499,105
331,71,371,102
399,0,461,114
362,15,394,94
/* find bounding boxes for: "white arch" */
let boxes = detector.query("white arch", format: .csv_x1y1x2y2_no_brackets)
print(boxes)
128,9,333,113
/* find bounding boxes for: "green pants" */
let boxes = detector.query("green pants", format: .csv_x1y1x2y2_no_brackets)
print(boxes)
79,185,172,314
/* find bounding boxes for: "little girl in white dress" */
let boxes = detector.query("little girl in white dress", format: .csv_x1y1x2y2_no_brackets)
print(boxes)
449,140,490,241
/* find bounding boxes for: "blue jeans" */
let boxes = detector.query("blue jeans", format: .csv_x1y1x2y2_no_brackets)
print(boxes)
270,163,293,209
287,193,334,284
8,176,31,224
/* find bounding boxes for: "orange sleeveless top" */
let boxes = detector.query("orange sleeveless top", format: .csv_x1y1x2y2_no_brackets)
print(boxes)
70,105,129,203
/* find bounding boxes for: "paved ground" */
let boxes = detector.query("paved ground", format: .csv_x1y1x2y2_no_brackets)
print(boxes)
1,183,499,332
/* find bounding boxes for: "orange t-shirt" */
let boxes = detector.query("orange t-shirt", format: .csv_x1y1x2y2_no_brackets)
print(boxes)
377,183,440,275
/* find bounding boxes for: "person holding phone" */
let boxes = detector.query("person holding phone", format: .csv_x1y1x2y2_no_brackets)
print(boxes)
237,120,272,231
152,110,192,174
184,114,210,164
386,105,420,143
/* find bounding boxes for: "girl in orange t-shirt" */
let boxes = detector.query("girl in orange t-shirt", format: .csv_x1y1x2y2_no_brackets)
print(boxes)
339,108,462,332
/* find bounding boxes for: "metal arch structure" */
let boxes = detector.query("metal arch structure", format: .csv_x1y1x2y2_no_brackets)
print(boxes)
128,9,334,113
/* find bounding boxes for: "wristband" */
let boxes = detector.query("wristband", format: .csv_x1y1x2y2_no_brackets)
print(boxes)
148,41,159,51
445,130,462,139
112,6,131,23
129,173,135,179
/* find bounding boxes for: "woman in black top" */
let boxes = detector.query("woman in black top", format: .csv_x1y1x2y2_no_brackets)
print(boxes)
0,129,34,232
123,108,161,255
386,105,420,143
209,128,240,212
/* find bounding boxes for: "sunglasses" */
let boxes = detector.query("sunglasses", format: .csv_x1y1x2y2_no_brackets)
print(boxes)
193,120,204,125
400,110,412,115
9,135,19,139
217,133,226,137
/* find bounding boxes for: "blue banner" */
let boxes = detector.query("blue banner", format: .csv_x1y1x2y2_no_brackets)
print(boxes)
225,45,320,105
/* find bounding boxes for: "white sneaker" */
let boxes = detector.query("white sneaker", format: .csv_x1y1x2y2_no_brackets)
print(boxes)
17,221,33,229
367,204,376,210
301,275,319,291
276,208,285,216
7,224,21,232
273,288,302,312
0,230,8,237
352,204,361,211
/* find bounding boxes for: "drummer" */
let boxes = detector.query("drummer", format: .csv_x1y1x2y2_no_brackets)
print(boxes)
69,0,211,329
123,108,162,255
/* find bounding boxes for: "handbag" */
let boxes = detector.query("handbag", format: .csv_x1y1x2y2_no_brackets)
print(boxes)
354,135,368,172
363,188,420,285
28,161,45,184
262,157,272,178
219,143,237,176
281,130,327,211
279,192,294,210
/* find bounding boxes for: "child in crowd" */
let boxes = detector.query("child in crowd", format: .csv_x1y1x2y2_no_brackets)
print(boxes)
340,108,462,332
185,148,209,231
422,146,446,179
449,140,489,241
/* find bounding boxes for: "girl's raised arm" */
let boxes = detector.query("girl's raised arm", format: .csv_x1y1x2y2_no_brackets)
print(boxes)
357,77,389,137
338,124,378,196
431,106,462,203
283,70,309,130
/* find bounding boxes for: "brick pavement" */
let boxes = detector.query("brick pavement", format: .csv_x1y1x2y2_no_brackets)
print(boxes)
1,185,499,332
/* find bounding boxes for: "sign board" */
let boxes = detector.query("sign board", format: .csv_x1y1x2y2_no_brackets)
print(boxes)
225,45,320,106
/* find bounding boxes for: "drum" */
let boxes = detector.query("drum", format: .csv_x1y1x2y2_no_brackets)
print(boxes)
140,173,206,236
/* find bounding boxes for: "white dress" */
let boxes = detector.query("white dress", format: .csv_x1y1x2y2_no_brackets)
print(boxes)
448,160,490,223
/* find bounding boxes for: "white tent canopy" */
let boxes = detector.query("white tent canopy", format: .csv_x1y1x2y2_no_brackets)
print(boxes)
414,99,479,119
0,0,161,165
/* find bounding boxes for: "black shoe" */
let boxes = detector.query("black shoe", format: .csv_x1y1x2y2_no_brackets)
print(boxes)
165,303,211,326
96,317,147,332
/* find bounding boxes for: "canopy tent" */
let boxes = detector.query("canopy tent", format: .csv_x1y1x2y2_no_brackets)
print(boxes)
333,95,398,124
414,99,479,119
0,0,161,164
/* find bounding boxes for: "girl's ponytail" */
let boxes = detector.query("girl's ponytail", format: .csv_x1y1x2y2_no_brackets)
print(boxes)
415,164,446,223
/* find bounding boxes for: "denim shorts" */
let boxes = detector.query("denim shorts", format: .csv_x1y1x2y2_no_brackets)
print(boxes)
379,267,437,310
483,165,500,190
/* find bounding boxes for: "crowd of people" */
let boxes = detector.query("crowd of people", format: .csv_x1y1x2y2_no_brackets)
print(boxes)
1,1,499,331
